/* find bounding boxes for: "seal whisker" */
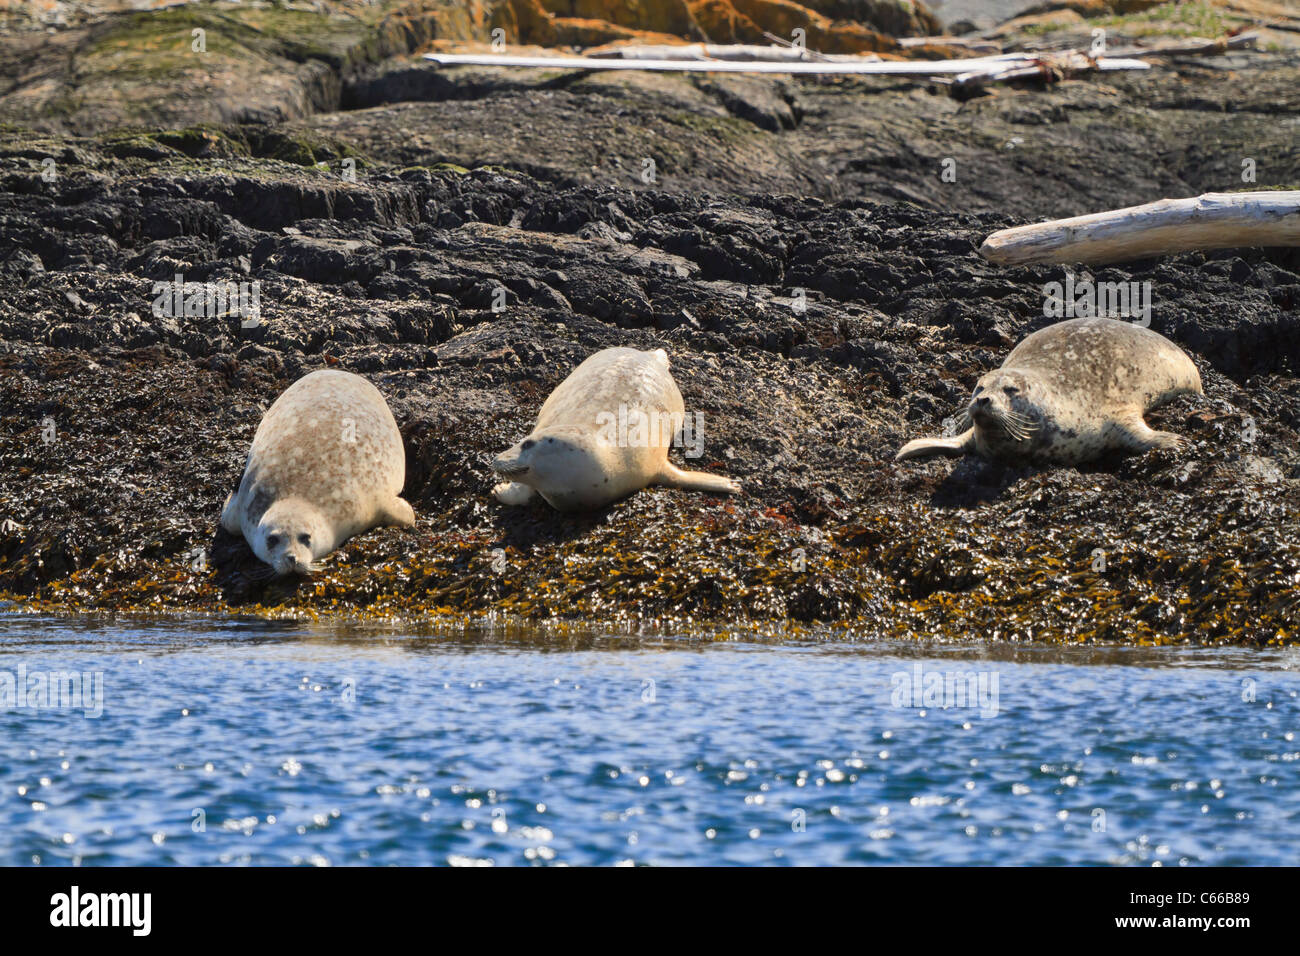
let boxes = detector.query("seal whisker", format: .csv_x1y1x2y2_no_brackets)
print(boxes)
998,415,1032,442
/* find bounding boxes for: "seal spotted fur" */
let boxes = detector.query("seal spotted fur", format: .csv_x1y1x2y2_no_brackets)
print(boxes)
896,318,1203,466
491,346,740,511
220,369,414,575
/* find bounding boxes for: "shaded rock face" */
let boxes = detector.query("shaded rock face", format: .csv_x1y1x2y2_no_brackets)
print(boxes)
805,0,943,36
0,129,1297,642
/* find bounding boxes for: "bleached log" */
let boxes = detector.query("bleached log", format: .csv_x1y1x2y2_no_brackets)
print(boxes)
948,52,1150,88
589,43,815,62
590,42,877,63
979,191,1300,267
423,51,1149,77
899,36,1001,55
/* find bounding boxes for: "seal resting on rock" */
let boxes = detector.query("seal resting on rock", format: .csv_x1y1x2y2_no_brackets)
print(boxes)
491,346,740,511
895,317,1203,466
220,369,415,575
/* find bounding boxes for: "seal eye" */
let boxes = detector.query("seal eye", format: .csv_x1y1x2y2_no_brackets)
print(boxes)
1003,386,1019,396
266,534,281,549
298,533,311,546
521,439,535,450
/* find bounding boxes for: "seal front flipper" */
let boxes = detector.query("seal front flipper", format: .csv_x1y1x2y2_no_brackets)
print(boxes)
219,491,241,534
895,428,976,461
1108,416,1185,455
378,496,416,528
654,462,741,496
493,481,537,506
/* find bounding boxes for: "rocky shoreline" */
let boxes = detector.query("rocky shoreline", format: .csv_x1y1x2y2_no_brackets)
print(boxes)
0,3,1297,643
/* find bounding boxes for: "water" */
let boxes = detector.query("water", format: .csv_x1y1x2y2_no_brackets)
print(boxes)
1,613,1297,866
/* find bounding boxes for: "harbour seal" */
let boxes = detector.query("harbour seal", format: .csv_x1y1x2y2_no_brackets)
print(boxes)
220,369,415,575
491,346,740,511
895,317,1203,466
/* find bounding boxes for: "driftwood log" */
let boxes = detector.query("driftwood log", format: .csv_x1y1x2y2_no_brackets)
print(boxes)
425,51,1150,79
979,191,1300,266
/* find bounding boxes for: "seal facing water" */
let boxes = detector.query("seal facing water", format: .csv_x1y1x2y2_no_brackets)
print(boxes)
491,346,740,511
895,317,1203,466
220,369,415,575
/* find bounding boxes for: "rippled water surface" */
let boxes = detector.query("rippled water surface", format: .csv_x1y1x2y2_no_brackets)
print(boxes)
1,613,1298,866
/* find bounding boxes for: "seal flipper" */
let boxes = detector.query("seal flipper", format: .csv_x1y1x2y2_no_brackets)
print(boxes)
219,492,241,534
494,481,537,506
378,496,416,528
895,428,976,461
1109,415,1185,455
654,462,741,496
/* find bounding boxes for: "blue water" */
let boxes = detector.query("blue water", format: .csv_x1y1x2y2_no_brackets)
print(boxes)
1,613,1298,866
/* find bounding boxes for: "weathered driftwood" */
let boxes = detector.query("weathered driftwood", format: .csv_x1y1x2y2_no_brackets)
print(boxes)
979,191,1300,266
760,31,834,61
945,51,1150,88
588,43,827,62
424,51,1150,79
426,28,1263,88
943,34,1259,90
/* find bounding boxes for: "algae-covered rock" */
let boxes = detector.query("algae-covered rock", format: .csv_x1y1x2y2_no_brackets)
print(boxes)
0,123,1296,642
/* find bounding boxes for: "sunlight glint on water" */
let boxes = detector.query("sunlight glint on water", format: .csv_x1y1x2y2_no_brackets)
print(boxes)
1,615,1297,866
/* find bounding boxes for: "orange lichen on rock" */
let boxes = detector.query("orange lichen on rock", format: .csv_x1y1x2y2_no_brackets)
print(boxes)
491,0,923,52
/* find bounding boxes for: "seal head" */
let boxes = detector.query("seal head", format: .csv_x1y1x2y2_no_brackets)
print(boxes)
249,499,332,576
966,367,1051,461
492,428,610,511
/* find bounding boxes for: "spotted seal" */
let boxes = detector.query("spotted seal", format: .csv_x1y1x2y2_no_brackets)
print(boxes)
220,369,415,575
491,346,740,511
896,317,1203,466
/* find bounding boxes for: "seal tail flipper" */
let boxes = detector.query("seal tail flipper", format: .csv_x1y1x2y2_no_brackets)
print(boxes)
379,497,417,528
655,462,741,496
493,481,537,506
219,492,241,534
895,428,976,461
